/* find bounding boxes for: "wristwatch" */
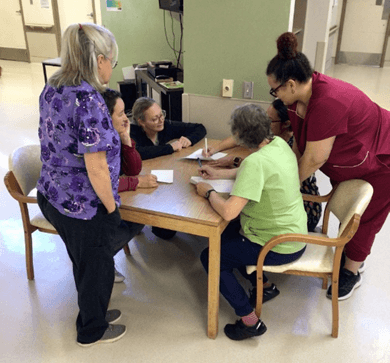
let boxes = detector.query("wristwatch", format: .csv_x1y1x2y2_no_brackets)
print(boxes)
205,189,216,200
233,156,242,168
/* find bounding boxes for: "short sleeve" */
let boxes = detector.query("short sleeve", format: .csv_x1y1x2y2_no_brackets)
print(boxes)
231,156,264,202
74,90,117,154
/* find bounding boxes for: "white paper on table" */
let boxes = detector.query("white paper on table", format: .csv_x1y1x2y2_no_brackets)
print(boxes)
190,176,234,193
151,170,174,183
182,148,227,161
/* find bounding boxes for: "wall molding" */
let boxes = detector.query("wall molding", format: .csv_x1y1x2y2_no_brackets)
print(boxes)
182,93,271,140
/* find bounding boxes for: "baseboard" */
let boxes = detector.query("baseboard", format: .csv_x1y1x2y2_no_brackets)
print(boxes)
0,47,29,62
337,51,381,66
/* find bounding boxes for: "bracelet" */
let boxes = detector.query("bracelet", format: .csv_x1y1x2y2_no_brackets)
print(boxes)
205,189,216,200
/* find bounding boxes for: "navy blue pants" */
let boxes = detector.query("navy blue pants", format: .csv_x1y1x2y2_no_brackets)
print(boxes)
37,192,144,344
200,219,306,317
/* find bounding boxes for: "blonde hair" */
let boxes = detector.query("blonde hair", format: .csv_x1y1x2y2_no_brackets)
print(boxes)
48,23,118,93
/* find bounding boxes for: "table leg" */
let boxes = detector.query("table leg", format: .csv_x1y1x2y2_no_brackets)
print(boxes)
207,228,221,339
42,63,48,84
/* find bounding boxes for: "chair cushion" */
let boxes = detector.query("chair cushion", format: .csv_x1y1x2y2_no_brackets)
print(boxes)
246,232,334,275
30,213,57,231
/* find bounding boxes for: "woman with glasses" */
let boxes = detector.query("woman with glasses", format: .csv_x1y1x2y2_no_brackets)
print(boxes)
130,97,207,160
129,97,206,239
195,104,307,340
37,23,137,346
266,32,390,301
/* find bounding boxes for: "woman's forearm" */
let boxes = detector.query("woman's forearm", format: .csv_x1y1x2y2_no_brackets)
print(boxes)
298,155,325,183
208,193,247,221
85,151,116,213
215,136,238,152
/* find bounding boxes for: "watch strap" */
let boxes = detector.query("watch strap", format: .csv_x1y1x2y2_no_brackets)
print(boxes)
205,189,216,199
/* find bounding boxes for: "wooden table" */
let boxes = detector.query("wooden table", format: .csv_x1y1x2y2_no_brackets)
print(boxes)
119,139,249,339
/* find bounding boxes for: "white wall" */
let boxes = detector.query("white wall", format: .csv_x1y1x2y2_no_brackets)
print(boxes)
341,0,387,55
302,0,333,73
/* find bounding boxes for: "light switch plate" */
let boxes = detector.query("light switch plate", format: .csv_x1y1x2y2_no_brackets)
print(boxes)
243,81,254,99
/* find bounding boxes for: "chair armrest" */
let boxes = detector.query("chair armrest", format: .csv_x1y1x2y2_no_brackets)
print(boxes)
4,171,38,204
256,214,360,271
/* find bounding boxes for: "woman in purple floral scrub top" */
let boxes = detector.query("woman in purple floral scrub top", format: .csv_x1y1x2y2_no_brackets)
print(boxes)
36,23,142,347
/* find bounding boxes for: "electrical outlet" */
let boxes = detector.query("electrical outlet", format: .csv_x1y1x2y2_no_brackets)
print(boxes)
243,81,254,99
222,79,234,98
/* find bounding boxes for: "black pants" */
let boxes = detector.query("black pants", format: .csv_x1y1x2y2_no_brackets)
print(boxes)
37,192,144,344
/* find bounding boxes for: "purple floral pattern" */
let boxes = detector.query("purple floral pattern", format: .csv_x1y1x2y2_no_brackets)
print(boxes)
37,81,121,220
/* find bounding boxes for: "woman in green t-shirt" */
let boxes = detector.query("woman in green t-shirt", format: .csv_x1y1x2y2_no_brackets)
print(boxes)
195,104,307,341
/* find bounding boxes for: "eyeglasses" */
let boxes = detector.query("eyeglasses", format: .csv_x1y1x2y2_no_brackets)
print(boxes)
149,110,166,123
100,54,118,69
270,119,282,123
269,83,284,98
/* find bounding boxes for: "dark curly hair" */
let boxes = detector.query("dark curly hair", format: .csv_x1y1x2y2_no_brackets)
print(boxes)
101,88,122,116
266,32,313,84
272,98,289,123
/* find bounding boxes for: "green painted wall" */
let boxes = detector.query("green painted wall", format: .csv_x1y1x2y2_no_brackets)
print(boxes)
100,0,182,88
184,1,291,100
101,0,291,101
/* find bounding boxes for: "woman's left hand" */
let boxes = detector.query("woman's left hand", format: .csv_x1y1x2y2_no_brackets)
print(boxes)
119,120,131,146
179,136,192,148
195,182,213,198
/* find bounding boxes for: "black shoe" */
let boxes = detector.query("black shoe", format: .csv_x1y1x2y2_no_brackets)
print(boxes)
249,283,280,307
152,226,177,240
326,268,362,301
224,319,267,341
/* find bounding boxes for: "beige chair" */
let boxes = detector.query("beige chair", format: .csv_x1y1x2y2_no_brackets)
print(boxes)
4,144,131,280
246,179,373,338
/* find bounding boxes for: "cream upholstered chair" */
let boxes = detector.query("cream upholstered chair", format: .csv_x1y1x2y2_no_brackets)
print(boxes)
4,145,131,280
246,179,373,338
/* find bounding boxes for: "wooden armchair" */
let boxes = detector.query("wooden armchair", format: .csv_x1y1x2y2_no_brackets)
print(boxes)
4,144,130,280
246,179,373,338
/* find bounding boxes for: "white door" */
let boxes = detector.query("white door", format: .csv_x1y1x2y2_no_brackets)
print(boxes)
58,0,97,34
0,0,26,49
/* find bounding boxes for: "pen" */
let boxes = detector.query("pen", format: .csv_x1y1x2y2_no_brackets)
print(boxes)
205,138,208,153
197,157,202,168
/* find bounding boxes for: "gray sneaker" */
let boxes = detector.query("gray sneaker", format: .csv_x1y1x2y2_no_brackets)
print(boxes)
106,309,121,324
114,267,125,283
77,324,127,347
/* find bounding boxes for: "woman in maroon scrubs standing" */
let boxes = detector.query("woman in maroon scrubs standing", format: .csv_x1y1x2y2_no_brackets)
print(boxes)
266,32,390,301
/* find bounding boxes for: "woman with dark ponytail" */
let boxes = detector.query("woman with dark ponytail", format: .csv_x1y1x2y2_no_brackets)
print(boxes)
266,32,390,301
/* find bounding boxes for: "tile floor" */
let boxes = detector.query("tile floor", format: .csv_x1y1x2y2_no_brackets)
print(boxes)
0,60,389,363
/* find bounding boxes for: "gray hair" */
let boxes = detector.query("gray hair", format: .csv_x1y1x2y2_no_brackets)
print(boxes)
131,97,156,124
230,104,274,148
48,23,118,93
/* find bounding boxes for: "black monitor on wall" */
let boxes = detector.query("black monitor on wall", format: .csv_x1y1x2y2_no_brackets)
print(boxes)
159,0,183,14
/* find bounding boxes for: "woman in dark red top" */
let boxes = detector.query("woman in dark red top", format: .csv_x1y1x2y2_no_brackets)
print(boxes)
266,32,390,301
102,89,158,192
